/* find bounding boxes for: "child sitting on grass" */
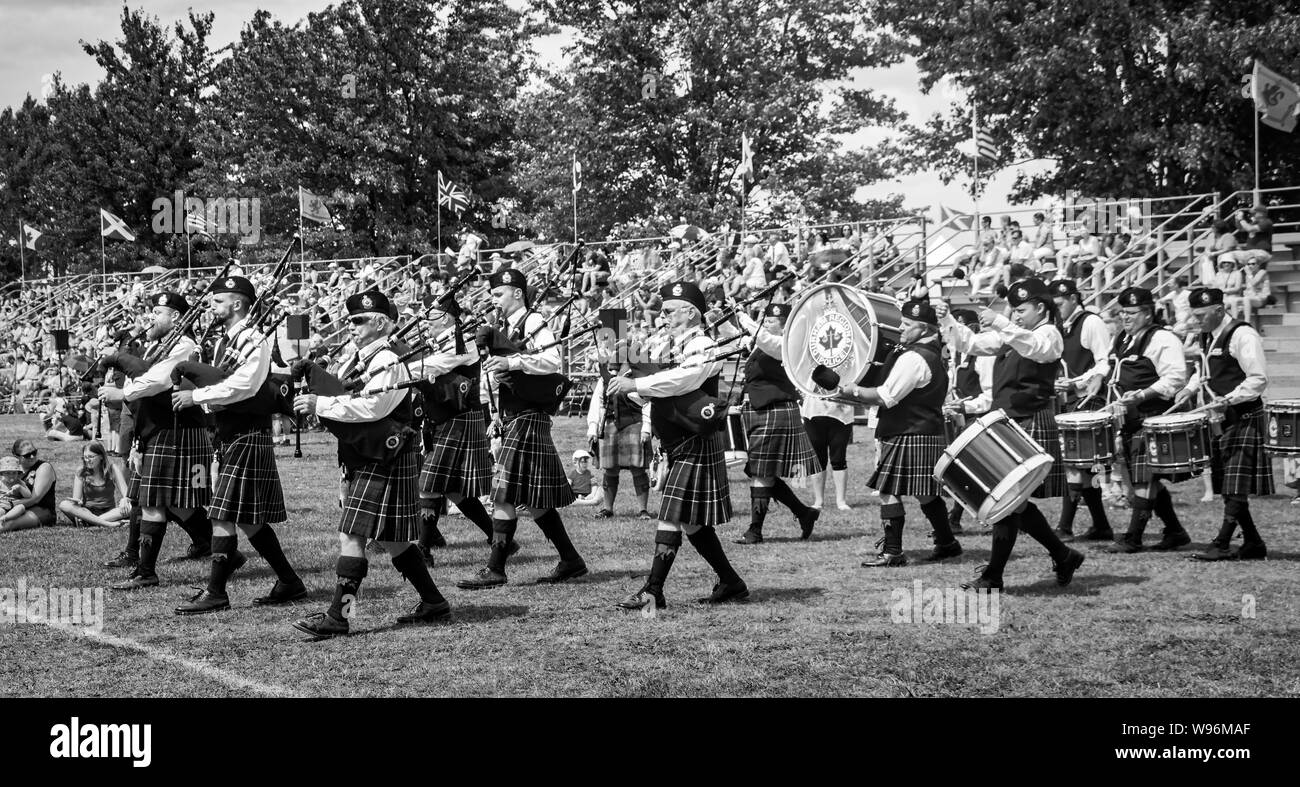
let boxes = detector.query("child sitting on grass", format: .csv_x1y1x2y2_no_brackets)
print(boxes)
568,449,603,506
0,455,31,519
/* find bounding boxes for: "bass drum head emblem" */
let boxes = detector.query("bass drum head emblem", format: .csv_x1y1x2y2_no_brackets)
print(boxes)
808,311,854,369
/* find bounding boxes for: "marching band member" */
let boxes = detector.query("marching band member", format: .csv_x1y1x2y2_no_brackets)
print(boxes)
458,268,587,589
113,293,214,590
291,290,451,640
943,308,994,535
1050,279,1114,542
1106,287,1192,554
800,396,855,511
586,343,654,519
939,279,1085,590
733,302,821,545
611,281,748,610
1181,288,1272,561
834,300,961,566
172,276,306,615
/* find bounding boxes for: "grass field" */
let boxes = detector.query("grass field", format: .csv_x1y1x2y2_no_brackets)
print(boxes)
2,412,1298,698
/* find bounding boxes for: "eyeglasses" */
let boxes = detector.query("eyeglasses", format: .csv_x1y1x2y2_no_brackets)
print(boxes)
349,316,371,326
17,450,37,459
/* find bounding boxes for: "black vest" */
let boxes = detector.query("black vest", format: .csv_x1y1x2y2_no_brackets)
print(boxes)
337,349,414,469
1061,310,1098,378
954,353,982,399
650,373,720,447
744,348,799,410
1201,320,1262,423
991,329,1058,419
1110,326,1175,420
135,389,208,449
424,360,482,427
876,342,947,438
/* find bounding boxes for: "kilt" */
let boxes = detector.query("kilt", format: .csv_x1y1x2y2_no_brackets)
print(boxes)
1123,428,1199,485
868,434,946,497
137,427,213,509
126,471,140,504
659,432,732,528
1016,408,1066,498
1211,409,1274,496
340,446,420,541
420,411,493,497
598,418,648,469
208,431,287,525
743,402,821,479
491,411,576,509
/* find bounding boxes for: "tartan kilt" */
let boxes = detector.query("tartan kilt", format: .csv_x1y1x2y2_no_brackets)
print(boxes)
659,432,732,528
420,411,493,498
743,402,822,479
868,434,946,497
208,431,287,525
138,427,213,509
598,418,648,469
1211,409,1274,496
1123,428,1200,485
339,446,420,541
491,411,576,509
1017,408,1066,498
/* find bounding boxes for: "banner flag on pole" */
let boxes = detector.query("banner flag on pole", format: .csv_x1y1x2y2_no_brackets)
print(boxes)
571,156,582,193
299,188,332,224
184,211,213,238
22,223,44,251
975,127,998,163
100,209,135,242
937,205,974,232
437,171,470,216
739,132,754,180
1250,60,1299,133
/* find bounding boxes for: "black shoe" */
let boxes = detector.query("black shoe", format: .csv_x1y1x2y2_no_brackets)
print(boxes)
861,551,908,567
1191,543,1235,561
457,567,508,590
960,574,1003,592
798,507,820,540
697,580,749,604
734,529,763,545
1080,527,1114,541
167,542,211,563
1054,527,1075,542
1053,548,1085,586
615,587,666,610
1234,541,1268,560
1106,536,1143,554
535,558,589,584
395,600,452,625
1149,530,1191,551
923,540,962,562
595,508,614,519
112,573,159,590
637,510,653,521
252,579,308,606
104,551,138,569
174,590,230,615
291,611,349,641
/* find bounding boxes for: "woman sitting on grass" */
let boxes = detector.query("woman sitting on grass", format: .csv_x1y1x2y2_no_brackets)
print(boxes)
58,440,130,527
0,439,58,532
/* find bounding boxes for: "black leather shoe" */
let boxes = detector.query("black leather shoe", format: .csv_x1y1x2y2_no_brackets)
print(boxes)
734,529,763,545
535,559,589,584
1191,543,1234,561
1080,527,1115,541
174,590,230,615
1149,530,1191,551
637,510,654,520
1234,541,1268,560
960,574,1003,592
252,579,308,606
104,551,138,569
1106,537,1143,554
798,507,820,540
1054,527,1075,542
1053,548,1085,586
923,540,962,562
395,600,452,624
292,611,349,641
112,573,159,590
615,587,666,610
457,567,508,590
166,542,211,563
595,508,614,519
861,551,908,567
697,580,749,604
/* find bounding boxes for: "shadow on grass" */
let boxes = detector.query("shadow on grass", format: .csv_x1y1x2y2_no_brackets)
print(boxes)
1011,573,1147,596
349,603,531,637
751,586,827,603
761,532,861,544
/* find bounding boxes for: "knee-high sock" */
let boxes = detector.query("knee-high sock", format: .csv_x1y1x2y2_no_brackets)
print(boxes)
984,515,1020,582
646,530,682,595
456,496,494,540
328,555,368,621
137,519,166,579
536,508,581,562
1152,486,1186,535
206,535,240,595
881,502,905,554
948,501,964,527
392,544,445,605
124,506,141,559
1017,502,1070,562
630,468,650,498
487,517,518,573
247,526,300,585
749,487,772,531
919,498,955,545
1123,497,1154,541
686,527,742,585
1080,487,1111,531
604,469,620,502
1058,484,1082,532
174,508,212,550
770,478,810,517
418,505,442,549
1236,500,1262,544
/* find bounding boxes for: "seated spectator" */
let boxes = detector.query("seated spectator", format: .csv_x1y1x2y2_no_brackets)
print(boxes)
0,439,57,532
567,449,603,505
1157,276,1193,336
1236,206,1273,266
968,235,1007,295
1240,257,1272,329
58,440,131,527
43,395,87,442
0,455,31,520
1212,256,1245,317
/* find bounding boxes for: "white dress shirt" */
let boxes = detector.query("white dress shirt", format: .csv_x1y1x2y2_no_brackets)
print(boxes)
191,317,272,409
122,337,198,402
875,348,933,409
736,313,783,359
1110,327,1187,399
956,354,996,415
942,312,1063,364
499,307,562,375
315,338,408,422
1185,322,1267,404
1061,310,1112,392
587,375,652,436
634,326,724,399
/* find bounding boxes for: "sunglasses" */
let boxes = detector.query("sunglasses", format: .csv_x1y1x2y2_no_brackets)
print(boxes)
349,316,372,326
17,450,37,459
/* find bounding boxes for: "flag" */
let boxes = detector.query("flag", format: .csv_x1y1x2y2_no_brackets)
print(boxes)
300,188,332,224
1251,60,1299,133
184,211,213,238
437,171,470,216
739,132,754,180
975,128,998,163
22,224,43,251
937,205,974,232
572,156,582,193
100,209,135,242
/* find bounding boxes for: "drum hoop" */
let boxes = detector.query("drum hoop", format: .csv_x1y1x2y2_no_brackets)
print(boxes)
1266,399,1300,412
1055,411,1113,427
1144,413,1207,429
941,410,1010,461
978,454,1053,524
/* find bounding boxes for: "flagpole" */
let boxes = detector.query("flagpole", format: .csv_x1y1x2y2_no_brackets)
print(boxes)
100,226,107,299
18,220,25,297
298,186,306,283
572,154,579,245
972,103,981,250
1254,110,1261,205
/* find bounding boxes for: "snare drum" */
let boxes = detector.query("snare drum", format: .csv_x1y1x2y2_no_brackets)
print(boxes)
933,411,1054,524
781,283,901,400
1265,399,1300,455
1142,413,1211,474
1054,410,1116,468
723,406,748,468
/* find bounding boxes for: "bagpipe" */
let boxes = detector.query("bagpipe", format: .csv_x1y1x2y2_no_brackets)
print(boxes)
703,271,797,333
290,358,417,464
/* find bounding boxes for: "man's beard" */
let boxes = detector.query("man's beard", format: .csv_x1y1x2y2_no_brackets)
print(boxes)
147,323,169,341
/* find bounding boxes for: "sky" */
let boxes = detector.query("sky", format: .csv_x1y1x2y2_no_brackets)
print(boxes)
0,0,1050,216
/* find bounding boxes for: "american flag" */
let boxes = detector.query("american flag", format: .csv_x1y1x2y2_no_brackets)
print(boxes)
974,127,998,163
438,171,470,216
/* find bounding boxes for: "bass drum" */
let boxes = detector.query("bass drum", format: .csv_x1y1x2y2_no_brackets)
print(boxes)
781,283,902,400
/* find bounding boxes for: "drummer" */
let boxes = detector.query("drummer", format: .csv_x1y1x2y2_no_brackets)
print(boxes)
937,279,1085,591
831,299,962,566
1178,288,1271,561
943,308,994,536
1105,287,1192,554
1050,279,1114,543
